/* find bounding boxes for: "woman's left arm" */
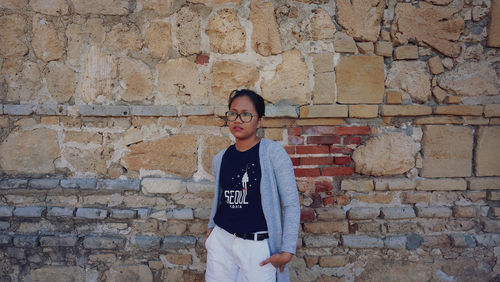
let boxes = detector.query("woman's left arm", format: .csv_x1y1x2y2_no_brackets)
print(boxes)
260,143,300,271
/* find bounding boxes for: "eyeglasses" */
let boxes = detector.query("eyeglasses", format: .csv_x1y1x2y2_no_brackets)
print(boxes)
225,111,256,123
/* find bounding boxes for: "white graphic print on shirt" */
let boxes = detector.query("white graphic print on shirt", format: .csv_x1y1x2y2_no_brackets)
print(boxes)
224,163,257,208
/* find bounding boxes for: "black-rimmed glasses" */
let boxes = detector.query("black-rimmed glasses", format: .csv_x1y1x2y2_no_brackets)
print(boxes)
225,111,256,123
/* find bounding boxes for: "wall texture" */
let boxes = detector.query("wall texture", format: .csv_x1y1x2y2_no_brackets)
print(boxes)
0,0,499,281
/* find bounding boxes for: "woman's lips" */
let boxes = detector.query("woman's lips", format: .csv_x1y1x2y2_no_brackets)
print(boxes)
233,126,243,131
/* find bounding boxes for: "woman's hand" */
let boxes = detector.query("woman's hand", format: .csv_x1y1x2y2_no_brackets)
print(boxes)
204,228,213,246
259,252,293,273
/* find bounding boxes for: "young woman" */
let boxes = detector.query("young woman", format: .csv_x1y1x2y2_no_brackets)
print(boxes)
205,89,300,282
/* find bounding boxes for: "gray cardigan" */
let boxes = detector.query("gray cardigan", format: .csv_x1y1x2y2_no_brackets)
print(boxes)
208,138,300,282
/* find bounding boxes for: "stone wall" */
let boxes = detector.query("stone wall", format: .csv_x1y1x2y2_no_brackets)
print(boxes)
0,0,499,281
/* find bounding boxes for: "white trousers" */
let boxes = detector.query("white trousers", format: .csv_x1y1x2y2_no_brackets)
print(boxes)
205,225,277,282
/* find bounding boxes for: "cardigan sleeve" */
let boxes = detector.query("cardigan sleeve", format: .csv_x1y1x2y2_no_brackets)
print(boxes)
270,142,300,254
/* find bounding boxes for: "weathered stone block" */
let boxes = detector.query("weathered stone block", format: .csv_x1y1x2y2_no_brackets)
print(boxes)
0,14,28,58
304,222,349,234
0,221,10,230
61,179,97,189
484,104,500,117
375,178,415,191
488,0,500,47
76,208,107,219
30,266,98,282
13,207,45,217
386,61,431,103
341,179,373,192
470,177,500,190
29,179,59,189
142,178,186,194
337,0,384,42
303,235,339,247
394,45,418,60
313,72,335,104
162,236,196,249
71,0,129,15
384,236,406,249
421,125,473,177
13,235,38,247
319,255,348,267
401,192,431,205
0,179,28,189
300,105,348,118
250,0,282,56
450,234,476,248
111,209,137,219
131,236,161,250
130,105,177,117
83,236,125,249
311,53,334,73
475,127,500,176
206,8,245,54
348,207,380,220
98,179,140,191
315,208,346,221
375,41,392,57
353,133,420,176
380,207,415,219
0,235,12,245
32,14,64,62
79,105,130,117
336,55,384,104
406,233,423,250
40,235,78,247
416,179,467,191
262,49,311,105
342,235,383,248
167,208,194,220
438,62,499,97
434,105,483,116
415,207,452,218
47,207,74,217
0,206,14,217
381,105,432,116
452,206,476,218
334,33,357,53
428,56,444,74
117,58,153,102
349,105,378,118
422,235,451,248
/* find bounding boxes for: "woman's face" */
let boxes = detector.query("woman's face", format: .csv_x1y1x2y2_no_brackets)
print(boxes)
228,96,262,141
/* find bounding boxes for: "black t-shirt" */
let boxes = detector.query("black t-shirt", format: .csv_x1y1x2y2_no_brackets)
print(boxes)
213,141,268,234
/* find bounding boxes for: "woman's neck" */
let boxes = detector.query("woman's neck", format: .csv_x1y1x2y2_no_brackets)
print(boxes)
235,136,261,152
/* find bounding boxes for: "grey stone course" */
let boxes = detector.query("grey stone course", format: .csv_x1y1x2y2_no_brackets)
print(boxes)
450,234,477,248
186,181,213,193
193,208,210,219
79,104,130,117
265,104,299,118
474,233,500,247
47,207,75,217
3,104,35,115
132,235,161,250
111,209,137,219
61,179,97,189
0,221,10,230
342,235,384,248
97,179,140,191
303,235,339,247
0,206,14,217
0,234,12,245
180,105,214,116
0,179,28,189
29,179,60,189
380,207,416,219
83,236,125,249
135,208,151,219
13,206,45,217
131,105,177,116
76,208,107,219
0,104,2,114
167,208,194,220
162,236,196,249
415,206,453,218
13,235,38,247
348,207,380,220
384,236,407,249
40,235,78,247
406,233,423,250
7,247,25,259
36,103,67,115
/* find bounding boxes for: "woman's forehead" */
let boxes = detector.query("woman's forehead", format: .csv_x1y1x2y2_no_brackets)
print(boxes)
229,96,256,111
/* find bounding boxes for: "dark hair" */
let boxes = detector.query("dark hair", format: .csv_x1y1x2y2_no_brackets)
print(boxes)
228,89,265,118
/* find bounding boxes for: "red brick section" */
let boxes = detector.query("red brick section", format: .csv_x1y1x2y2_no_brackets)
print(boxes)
302,126,337,135
296,145,330,154
307,136,341,145
334,156,351,165
322,167,354,176
300,207,316,222
290,157,300,166
284,146,295,154
337,126,370,135
288,128,301,136
315,182,334,192
288,136,304,145
294,168,320,177
343,136,362,145
301,157,333,166
196,54,209,65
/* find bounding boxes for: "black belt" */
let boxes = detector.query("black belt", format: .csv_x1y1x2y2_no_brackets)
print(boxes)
233,232,269,241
